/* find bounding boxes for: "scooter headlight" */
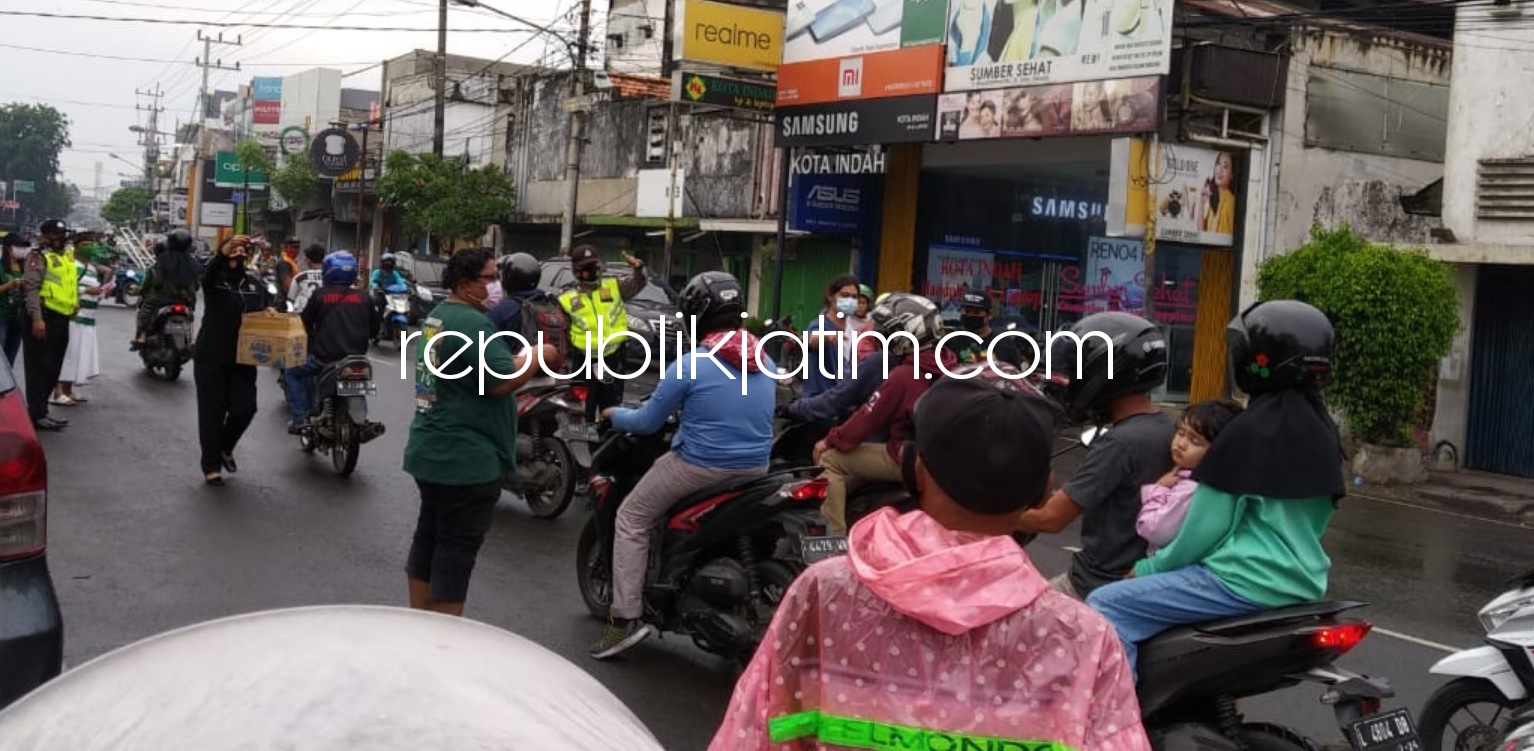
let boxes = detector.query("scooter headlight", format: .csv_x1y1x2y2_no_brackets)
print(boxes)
1480,594,1534,633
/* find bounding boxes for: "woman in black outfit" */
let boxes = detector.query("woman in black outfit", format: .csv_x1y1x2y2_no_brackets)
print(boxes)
195,235,275,485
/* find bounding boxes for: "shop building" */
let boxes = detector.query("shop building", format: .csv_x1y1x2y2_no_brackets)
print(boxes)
1425,1,1534,478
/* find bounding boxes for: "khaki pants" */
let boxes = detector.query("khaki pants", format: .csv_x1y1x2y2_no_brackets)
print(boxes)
818,443,902,535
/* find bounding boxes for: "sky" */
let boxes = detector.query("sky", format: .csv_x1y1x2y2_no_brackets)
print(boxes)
2,0,592,198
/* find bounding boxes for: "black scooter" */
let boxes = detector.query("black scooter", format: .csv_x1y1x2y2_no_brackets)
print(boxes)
574,412,829,664
294,355,386,477
139,303,194,381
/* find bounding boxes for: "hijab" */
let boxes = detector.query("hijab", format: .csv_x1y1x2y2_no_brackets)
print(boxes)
157,248,203,291
1192,387,1346,502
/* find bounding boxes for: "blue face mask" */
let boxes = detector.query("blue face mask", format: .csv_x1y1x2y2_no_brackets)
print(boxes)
834,297,858,317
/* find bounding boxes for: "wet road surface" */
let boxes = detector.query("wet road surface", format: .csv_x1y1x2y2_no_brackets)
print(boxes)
35,306,1533,749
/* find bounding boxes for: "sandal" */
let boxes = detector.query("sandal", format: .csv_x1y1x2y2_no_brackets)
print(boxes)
49,394,77,407
205,472,224,486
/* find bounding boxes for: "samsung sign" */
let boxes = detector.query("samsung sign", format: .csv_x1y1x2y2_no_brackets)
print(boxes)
790,173,877,235
1028,196,1107,222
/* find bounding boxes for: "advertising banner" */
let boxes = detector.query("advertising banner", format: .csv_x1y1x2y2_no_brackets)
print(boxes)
213,151,269,188
943,0,1174,93
201,202,235,227
672,71,776,112
1081,236,1146,313
636,169,686,218
676,0,784,72
934,74,1158,140
1107,137,1240,247
789,172,879,234
170,190,189,227
775,94,936,147
309,127,361,178
253,100,281,125
252,77,283,101
784,0,947,64
776,45,943,106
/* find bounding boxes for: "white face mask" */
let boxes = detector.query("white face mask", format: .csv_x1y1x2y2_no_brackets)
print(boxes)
834,297,858,317
10,247,28,261
484,281,504,309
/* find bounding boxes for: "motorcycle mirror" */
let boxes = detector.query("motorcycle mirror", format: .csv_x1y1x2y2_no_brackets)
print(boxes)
1080,427,1104,447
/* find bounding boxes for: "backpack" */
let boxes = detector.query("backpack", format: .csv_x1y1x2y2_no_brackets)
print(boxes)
518,294,571,366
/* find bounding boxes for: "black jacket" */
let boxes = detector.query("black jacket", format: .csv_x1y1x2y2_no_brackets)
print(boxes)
302,283,380,363
195,260,272,364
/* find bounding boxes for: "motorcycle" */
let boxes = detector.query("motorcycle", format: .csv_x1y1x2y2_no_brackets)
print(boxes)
139,303,194,380
508,378,586,519
294,355,387,477
375,283,412,346
1419,566,1534,751
573,412,828,664
114,266,142,306
1135,601,1414,751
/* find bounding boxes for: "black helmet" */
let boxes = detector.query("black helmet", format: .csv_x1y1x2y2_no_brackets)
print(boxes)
1227,300,1334,395
39,219,67,236
678,271,743,333
870,293,943,356
153,241,166,257
164,229,193,254
498,253,540,294
1047,311,1168,423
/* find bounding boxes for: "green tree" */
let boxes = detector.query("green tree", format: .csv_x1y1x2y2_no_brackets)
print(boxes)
232,140,273,234
268,155,320,228
375,150,516,255
101,186,154,227
1257,225,1460,447
0,103,73,219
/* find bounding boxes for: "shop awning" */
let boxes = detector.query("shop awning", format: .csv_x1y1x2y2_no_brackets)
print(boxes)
699,218,807,235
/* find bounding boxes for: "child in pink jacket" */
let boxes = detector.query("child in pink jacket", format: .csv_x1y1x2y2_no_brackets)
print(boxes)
1136,401,1243,554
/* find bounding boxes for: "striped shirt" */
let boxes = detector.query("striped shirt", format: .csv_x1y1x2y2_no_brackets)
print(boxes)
74,263,99,326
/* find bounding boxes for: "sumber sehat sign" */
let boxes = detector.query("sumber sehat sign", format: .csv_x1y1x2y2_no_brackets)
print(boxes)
943,0,1174,92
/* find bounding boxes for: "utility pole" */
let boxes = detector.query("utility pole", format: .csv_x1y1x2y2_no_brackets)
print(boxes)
353,121,373,252
191,30,241,237
433,0,448,157
136,85,165,229
660,0,678,277
558,0,593,255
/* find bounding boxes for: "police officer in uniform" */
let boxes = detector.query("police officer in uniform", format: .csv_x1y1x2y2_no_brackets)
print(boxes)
22,219,78,431
558,245,647,420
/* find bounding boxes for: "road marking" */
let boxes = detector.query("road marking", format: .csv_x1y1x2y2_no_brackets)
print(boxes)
1062,546,1082,553
1349,490,1533,530
1372,627,1462,654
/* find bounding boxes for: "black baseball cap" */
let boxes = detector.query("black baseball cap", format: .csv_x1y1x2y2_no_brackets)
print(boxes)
569,245,601,269
960,293,989,310
912,376,1060,515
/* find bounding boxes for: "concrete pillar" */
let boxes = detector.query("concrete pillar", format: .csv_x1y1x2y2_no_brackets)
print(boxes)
1430,263,1479,461
875,143,921,295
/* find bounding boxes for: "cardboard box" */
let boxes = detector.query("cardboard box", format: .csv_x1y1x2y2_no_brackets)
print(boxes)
236,312,307,368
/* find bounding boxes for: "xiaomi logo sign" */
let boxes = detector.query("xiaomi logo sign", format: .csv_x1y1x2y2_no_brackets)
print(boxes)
838,57,864,98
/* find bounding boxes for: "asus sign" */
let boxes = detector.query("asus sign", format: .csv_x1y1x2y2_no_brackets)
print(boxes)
790,173,876,235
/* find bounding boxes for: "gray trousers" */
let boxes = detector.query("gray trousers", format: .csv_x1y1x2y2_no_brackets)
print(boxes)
610,452,768,620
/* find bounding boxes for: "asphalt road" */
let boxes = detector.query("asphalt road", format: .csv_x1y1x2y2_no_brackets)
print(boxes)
35,306,1534,750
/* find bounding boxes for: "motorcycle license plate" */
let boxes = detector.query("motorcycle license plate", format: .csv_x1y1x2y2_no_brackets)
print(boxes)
1348,708,1420,751
800,535,849,565
555,412,601,442
337,381,376,397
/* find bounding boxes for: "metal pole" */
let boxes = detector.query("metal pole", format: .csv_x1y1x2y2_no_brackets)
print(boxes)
558,0,593,255
433,0,448,158
772,147,791,321
355,124,368,251
662,101,677,277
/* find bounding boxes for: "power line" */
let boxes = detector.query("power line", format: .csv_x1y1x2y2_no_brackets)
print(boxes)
68,0,452,17
0,9,534,31
0,42,373,66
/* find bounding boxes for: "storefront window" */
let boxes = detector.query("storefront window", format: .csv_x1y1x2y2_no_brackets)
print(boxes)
914,163,1199,402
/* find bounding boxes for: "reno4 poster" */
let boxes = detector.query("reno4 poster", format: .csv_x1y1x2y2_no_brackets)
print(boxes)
944,0,1174,92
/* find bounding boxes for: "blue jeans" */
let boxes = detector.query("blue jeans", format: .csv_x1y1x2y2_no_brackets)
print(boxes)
1086,564,1265,681
284,356,324,424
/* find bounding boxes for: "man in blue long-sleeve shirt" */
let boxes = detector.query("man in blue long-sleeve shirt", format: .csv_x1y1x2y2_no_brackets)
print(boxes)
588,272,777,661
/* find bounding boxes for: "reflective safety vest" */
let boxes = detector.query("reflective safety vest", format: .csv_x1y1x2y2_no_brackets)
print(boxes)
41,251,80,316
558,277,628,357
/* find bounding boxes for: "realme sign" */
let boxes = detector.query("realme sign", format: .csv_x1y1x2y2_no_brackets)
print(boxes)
677,0,783,72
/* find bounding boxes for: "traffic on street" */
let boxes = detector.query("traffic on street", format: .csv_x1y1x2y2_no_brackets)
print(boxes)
14,302,1528,750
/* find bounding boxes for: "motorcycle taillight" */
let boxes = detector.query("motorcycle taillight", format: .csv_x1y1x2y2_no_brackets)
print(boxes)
589,476,613,503
339,362,372,381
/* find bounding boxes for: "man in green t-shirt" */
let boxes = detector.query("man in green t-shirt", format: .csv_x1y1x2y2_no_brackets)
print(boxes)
402,247,557,617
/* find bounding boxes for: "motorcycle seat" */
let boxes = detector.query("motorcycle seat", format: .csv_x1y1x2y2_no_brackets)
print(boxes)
666,469,808,514
1185,600,1366,636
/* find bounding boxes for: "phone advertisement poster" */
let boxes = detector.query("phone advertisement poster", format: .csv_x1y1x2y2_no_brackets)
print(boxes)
784,0,946,64
943,0,1173,92
935,74,1158,140
1107,138,1241,247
